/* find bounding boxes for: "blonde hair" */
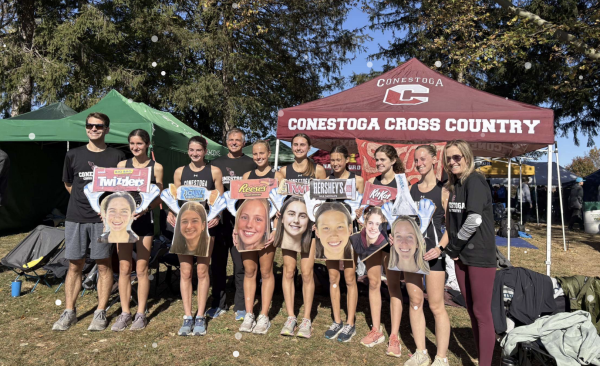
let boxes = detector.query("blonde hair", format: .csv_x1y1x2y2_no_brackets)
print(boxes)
442,139,476,192
389,216,428,273
234,199,270,249
171,202,210,257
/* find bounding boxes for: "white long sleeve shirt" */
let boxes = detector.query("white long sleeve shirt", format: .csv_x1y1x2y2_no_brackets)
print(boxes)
520,183,532,204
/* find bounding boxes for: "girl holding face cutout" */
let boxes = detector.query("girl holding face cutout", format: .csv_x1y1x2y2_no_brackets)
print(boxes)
169,136,224,337
322,145,364,342
405,144,451,366
279,133,327,339
110,129,164,331
233,140,283,334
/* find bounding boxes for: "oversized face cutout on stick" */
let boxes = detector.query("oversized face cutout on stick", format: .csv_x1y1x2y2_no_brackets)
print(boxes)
314,202,354,261
388,217,430,275
352,210,388,262
281,200,310,252
98,192,139,244
235,199,270,252
170,201,210,257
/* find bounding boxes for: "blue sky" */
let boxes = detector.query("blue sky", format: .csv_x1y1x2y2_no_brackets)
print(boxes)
320,5,592,165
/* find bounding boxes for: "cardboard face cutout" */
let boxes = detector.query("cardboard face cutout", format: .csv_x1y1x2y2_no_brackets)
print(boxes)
314,203,354,261
98,192,139,244
352,211,388,262
280,200,310,252
387,218,430,275
170,201,211,257
234,199,270,252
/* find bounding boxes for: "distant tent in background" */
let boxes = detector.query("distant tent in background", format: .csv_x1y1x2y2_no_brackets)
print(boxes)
584,169,600,202
488,161,578,187
7,102,77,120
0,90,227,234
242,138,296,164
476,158,535,178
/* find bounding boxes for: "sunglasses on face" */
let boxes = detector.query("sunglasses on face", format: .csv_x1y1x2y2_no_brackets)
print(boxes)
446,154,463,164
86,123,105,130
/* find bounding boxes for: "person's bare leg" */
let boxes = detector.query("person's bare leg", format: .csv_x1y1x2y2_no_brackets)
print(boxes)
426,270,450,358
178,255,194,317
65,259,85,310
300,240,316,320
242,251,258,314
258,245,276,316
282,250,297,317
134,236,152,314
384,252,403,337
365,253,382,330
405,272,426,351
116,243,134,313
196,257,211,317
343,261,357,326
95,258,113,310
326,261,342,324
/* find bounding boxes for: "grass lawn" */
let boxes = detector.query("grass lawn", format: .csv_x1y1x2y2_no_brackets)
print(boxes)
0,224,598,366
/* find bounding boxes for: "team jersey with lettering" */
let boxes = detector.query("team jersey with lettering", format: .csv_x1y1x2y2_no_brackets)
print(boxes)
248,168,276,180
447,173,496,267
373,174,397,188
211,155,255,192
410,181,444,247
285,163,315,184
62,146,125,223
179,164,215,210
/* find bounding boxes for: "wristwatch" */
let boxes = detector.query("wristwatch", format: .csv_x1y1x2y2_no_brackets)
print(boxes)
438,245,446,253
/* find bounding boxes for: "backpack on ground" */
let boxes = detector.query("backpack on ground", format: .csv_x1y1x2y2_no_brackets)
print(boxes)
498,217,519,238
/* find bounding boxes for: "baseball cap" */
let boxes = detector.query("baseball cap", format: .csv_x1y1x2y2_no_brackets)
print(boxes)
576,177,585,183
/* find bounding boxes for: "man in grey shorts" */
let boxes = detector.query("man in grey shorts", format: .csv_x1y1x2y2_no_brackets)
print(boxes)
53,113,125,331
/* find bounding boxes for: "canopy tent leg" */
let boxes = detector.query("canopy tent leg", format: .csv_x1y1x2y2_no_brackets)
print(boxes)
507,159,512,260
546,145,553,276
534,175,540,225
274,139,281,171
519,157,523,225
67,141,69,151
554,145,567,251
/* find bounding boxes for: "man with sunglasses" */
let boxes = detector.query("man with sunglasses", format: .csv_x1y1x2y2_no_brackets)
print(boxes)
53,112,125,332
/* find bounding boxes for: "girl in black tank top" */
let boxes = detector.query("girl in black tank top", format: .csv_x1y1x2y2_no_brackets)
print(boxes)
114,129,164,330
409,144,451,361
237,140,283,330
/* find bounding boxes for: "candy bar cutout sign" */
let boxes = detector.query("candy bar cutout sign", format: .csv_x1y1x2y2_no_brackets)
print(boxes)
362,181,397,206
309,179,356,200
92,167,151,193
278,179,310,196
171,184,219,204
230,179,278,200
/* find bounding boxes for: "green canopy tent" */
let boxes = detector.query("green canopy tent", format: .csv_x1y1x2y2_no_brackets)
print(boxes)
7,102,77,120
242,138,296,164
0,90,226,233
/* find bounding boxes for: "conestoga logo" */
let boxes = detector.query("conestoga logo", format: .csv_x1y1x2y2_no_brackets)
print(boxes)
383,85,429,106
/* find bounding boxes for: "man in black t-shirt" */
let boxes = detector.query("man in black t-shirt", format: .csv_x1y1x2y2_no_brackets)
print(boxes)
207,128,255,320
53,113,125,332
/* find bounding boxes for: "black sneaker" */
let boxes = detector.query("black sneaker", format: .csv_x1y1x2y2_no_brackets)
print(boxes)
337,324,356,342
324,321,344,340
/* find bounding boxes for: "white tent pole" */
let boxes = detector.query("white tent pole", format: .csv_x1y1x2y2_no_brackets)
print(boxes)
274,139,281,171
520,157,523,225
546,144,553,276
534,175,540,225
507,158,512,260
555,145,567,251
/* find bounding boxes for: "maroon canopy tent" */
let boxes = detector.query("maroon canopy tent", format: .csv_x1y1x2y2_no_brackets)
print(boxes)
275,58,560,275
276,58,554,158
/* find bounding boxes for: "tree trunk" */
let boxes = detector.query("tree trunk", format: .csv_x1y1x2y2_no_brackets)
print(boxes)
10,0,35,117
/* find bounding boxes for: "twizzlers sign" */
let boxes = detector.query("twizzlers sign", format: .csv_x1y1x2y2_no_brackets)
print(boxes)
356,139,446,184
92,167,152,193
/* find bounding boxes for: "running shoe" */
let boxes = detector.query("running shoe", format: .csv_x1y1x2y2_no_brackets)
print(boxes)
205,307,225,319
280,316,297,336
130,313,147,331
324,321,344,340
111,312,132,332
87,309,108,331
178,316,194,336
404,349,431,366
235,310,246,321
52,310,77,331
336,324,356,343
193,316,207,336
360,325,385,347
386,334,402,357
239,313,256,333
252,314,271,335
296,318,312,339
431,356,449,366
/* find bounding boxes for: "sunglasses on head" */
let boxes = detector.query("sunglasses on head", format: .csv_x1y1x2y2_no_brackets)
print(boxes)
446,154,463,164
86,123,106,130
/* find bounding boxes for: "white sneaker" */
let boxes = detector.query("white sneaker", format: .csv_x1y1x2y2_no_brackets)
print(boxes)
252,314,271,334
239,313,255,333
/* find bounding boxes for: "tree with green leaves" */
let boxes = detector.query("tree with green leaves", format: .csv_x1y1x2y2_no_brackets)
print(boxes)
362,0,600,147
1,0,365,143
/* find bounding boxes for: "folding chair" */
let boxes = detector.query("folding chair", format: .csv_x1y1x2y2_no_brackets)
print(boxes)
1,226,64,293
43,246,96,293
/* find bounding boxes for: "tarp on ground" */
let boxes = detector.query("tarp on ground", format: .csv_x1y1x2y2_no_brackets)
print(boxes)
242,138,295,164
476,158,535,178
276,58,555,158
0,91,226,233
7,102,77,120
